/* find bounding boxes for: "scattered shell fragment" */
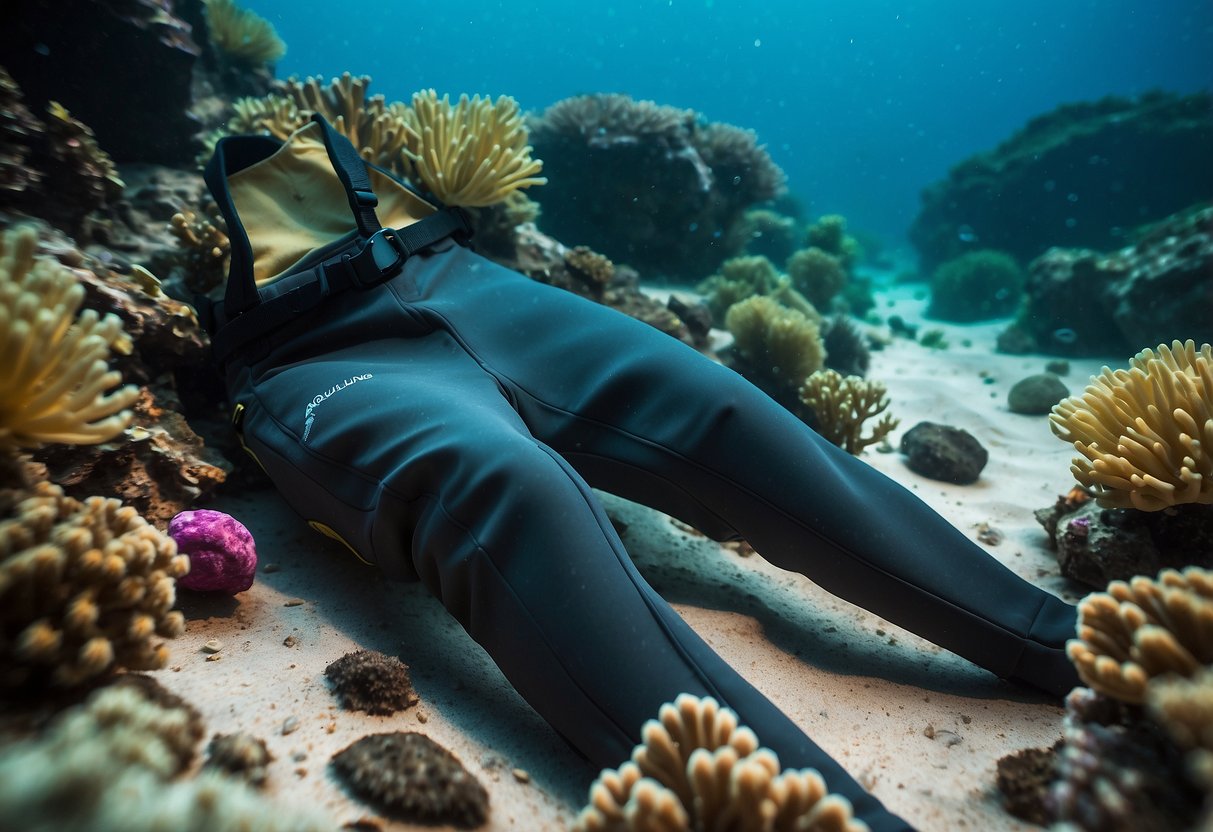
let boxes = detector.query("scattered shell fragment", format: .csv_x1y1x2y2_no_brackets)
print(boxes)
282,716,300,735
203,639,224,653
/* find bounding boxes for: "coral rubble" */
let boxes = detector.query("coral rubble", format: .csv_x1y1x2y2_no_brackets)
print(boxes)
331,731,489,827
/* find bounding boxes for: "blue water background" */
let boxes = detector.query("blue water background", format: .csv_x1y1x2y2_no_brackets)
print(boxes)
247,0,1213,250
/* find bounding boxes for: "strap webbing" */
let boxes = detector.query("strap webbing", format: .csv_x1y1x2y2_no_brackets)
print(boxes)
310,113,382,239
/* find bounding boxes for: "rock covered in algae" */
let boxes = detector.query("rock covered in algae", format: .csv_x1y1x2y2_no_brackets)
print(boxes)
170,509,256,594
324,649,419,715
331,732,488,827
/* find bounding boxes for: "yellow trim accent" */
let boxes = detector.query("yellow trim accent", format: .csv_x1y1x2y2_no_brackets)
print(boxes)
307,520,373,566
231,403,268,475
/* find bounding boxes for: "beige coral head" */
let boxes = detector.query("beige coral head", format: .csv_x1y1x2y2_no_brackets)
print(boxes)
1050,339,1213,511
203,0,287,66
573,693,869,832
0,226,139,452
1066,565,1213,703
402,89,547,208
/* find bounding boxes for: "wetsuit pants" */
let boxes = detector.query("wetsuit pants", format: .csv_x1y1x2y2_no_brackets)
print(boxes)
225,239,1078,832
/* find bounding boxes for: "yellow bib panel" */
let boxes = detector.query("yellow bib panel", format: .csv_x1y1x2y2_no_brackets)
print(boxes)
227,121,435,286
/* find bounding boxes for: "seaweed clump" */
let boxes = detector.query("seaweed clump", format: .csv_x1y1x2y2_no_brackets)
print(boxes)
331,732,488,828
324,649,419,715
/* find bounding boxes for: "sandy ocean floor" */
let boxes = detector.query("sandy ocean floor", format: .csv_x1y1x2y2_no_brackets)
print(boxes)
154,280,1119,831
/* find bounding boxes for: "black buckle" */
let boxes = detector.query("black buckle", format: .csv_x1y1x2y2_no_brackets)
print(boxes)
367,228,410,275
352,189,379,208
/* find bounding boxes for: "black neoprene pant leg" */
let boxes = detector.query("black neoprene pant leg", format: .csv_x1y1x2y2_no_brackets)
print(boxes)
231,244,1076,832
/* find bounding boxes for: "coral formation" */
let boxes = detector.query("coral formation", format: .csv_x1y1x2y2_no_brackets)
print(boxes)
206,732,273,788
725,295,826,390
202,0,286,67
1049,340,1213,511
786,247,847,310
0,479,189,688
331,732,488,827
927,249,1024,322
1066,566,1213,704
0,226,139,452
324,649,419,715
0,679,334,831
400,89,546,207
910,91,1213,271
529,93,785,280
799,370,899,455
170,208,232,294
698,255,783,321
573,694,867,832
728,208,798,264
171,509,257,594
805,215,861,273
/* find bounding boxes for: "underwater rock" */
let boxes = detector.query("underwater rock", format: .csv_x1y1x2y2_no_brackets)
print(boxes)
36,388,231,526
899,422,988,484
324,650,419,716
1003,207,1213,357
1007,373,1069,414
171,509,256,594
331,732,488,828
1034,493,1213,588
910,91,1213,273
1,0,204,166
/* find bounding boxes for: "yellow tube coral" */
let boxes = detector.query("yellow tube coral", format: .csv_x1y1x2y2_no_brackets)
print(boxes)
573,694,868,832
402,90,547,207
1066,566,1213,703
0,226,138,451
0,480,189,688
1049,339,1213,511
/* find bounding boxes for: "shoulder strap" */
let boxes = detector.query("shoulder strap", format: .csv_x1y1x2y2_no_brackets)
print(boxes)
204,115,384,318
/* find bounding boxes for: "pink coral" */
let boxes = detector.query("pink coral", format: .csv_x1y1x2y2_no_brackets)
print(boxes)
170,510,256,594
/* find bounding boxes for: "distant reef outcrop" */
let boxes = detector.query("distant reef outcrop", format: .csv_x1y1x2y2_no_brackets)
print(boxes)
910,91,1213,272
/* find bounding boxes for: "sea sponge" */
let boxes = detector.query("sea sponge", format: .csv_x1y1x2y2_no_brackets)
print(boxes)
1049,339,1213,511
1066,566,1213,703
573,694,867,832
726,295,826,386
0,680,334,831
786,247,847,310
927,249,1025,322
0,479,189,688
324,648,419,715
331,732,488,827
202,0,286,67
401,89,546,207
800,369,899,455
0,226,138,452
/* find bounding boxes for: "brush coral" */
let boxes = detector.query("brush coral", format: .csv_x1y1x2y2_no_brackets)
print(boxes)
401,89,547,207
1050,339,1213,511
0,226,139,452
573,694,867,832
800,369,899,455
1066,566,1213,704
0,480,189,688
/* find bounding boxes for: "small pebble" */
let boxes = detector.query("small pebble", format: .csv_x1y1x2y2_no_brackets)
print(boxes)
416,711,428,724
512,768,530,784
283,635,298,647
284,599,305,607
203,639,224,653
282,716,300,735
326,722,337,734
263,563,281,573
205,654,223,662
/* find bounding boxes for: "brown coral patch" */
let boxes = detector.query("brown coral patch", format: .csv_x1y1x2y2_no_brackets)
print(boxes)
331,732,488,828
324,649,419,716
